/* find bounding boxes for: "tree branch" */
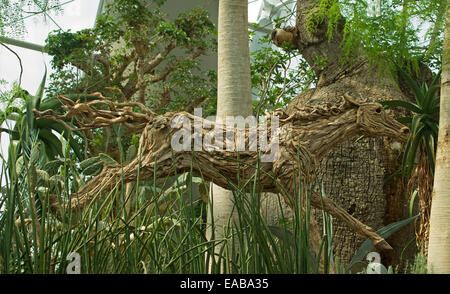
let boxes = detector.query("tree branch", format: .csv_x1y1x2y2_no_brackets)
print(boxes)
143,41,177,75
150,49,206,83
0,42,23,87
184,96,208,113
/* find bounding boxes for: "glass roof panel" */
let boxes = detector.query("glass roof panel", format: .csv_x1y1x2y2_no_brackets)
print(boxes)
19,0,100,45
0,0,100,94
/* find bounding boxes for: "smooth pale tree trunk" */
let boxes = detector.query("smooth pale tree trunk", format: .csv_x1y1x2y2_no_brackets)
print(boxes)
207,0,252,268
427,1,450,274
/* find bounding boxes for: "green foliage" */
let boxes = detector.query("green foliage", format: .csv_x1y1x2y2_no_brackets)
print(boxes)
384,252,428,274
347,214,419,272
44,0,217,114
382,67,441,178
250,33,316,115
45,30,86,69
79,156,102,177
0,70,84,162
403,252,428,274
40,0,219,166
0,142,334,273
0,81,28,109
173,8,216,48
308,0,445,71
1,80,334,273
306,0,342,41
98,152,119,167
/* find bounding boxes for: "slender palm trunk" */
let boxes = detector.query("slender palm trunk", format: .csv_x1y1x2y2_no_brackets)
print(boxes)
207,0,252,269
427,1,450,274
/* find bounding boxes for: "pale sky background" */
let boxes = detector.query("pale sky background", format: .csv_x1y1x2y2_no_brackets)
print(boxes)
0,0,101,95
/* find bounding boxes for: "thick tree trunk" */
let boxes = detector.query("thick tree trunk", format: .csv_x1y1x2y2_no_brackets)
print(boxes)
270,0,416,266
428,2,450,274
207,0,253,268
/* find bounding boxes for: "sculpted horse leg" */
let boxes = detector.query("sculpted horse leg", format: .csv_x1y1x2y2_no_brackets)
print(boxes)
273,146,332,273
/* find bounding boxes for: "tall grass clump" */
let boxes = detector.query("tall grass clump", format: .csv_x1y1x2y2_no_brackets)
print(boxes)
207,156,334,274
0,138,335,274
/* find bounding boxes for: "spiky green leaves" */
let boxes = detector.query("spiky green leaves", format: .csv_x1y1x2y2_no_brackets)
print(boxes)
382,67,441,177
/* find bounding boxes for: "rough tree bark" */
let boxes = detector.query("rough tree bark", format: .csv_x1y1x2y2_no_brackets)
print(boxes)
270,0,417,266
428,1,450,274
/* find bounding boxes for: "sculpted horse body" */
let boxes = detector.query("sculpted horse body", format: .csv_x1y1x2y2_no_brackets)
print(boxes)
35,92,409,253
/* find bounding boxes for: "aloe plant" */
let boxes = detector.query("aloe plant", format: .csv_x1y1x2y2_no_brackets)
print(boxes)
0,69,85,162
382,65,441,254
382,67,441,178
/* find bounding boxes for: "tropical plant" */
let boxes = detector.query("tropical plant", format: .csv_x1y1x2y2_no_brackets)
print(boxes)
346,214,419,273
308,0,446,72
0,71,87,162
0,137,333,273
382,66,441,254
250,32,316,116
42,0,218,162
383,67,440,177
1,72,333,274
260,0,447,266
